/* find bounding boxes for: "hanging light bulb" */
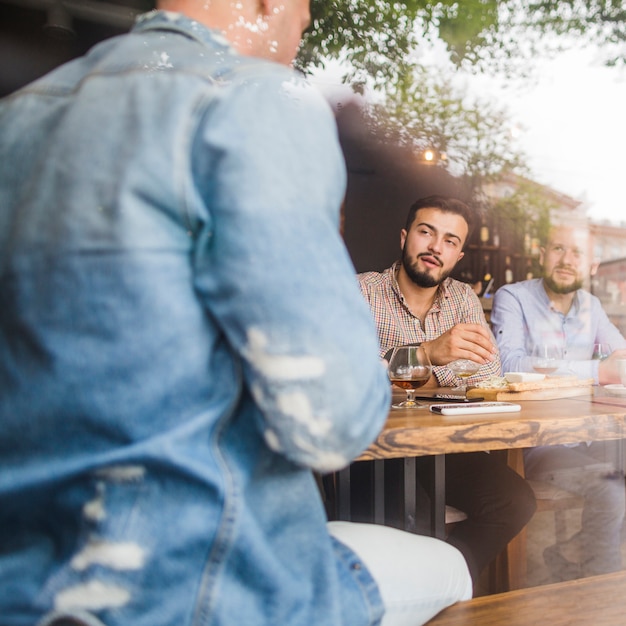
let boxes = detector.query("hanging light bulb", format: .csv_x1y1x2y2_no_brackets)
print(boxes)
480,226,490,244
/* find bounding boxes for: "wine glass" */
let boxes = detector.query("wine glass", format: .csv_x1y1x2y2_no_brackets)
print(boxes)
530,344,562,375
592,342,611,361
447,359,481,395
387,345,432,409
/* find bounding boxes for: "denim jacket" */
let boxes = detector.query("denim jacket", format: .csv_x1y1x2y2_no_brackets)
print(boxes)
0,11,390,626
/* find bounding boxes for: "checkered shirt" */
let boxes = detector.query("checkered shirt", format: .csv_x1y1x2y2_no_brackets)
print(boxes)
358,262,501,386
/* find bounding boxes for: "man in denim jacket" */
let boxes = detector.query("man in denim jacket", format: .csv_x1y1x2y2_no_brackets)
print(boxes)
0,1,471,625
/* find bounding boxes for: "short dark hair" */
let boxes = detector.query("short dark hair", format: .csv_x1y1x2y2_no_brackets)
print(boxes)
404,195,477,245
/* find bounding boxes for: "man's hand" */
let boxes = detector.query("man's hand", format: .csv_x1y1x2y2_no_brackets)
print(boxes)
598,349,626,385
422,323,498,367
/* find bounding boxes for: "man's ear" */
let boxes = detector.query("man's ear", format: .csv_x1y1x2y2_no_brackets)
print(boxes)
400,228,407,250
259,0,275,17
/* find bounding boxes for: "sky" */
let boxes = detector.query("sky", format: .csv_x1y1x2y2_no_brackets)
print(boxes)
470,46,626,226
311,44,626,226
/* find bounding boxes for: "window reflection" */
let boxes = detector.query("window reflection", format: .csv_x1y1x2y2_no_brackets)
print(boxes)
307,1,626,591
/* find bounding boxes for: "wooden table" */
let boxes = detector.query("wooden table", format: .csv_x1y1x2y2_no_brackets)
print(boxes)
361,391,626,458
426,569,626,625
328,390,626,542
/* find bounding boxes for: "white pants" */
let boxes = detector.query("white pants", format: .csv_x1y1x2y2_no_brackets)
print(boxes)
328,522,472,626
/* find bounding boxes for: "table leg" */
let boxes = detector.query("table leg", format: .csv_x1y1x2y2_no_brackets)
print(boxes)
331,457,446,539
431,455,446,539
503,448,527,590
336,466,351,520
403,457,417,532
373,459,385,525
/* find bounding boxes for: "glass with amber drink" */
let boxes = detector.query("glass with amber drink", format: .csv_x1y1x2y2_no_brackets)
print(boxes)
387,345,432,409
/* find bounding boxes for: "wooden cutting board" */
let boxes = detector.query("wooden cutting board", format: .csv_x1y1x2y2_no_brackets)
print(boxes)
467,377,594,401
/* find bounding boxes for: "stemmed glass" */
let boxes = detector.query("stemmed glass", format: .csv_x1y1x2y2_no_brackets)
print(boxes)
447,359,481,395
530,344,563,375
387,345,432,409
592,343,611,361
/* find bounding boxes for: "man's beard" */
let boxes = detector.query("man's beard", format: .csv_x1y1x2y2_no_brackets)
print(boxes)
543,269,583,294
402,248,451,288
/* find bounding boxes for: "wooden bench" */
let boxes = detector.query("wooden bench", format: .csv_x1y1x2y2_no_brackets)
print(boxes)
426,570,626,625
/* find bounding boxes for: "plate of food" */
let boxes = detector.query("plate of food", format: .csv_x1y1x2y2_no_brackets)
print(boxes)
504,372,546,383
603,384,626,397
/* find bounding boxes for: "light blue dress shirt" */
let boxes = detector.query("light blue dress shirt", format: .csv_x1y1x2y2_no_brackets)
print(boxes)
491,278,626,382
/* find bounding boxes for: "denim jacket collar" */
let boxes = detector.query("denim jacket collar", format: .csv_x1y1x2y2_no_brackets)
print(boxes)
134,9,236,53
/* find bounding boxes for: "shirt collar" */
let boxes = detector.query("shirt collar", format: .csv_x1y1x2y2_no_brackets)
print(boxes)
539,278,582,317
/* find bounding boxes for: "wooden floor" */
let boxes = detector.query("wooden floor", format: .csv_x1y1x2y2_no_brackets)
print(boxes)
427,570,626,625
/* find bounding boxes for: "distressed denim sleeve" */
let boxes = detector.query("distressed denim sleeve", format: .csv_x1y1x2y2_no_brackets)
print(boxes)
190,70,390,472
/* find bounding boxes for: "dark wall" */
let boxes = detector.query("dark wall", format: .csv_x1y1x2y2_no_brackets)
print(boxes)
336,102,471,274
0,2,130,97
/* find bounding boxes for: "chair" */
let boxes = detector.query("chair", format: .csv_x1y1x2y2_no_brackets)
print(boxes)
527,479,584,545
497,450,584,592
